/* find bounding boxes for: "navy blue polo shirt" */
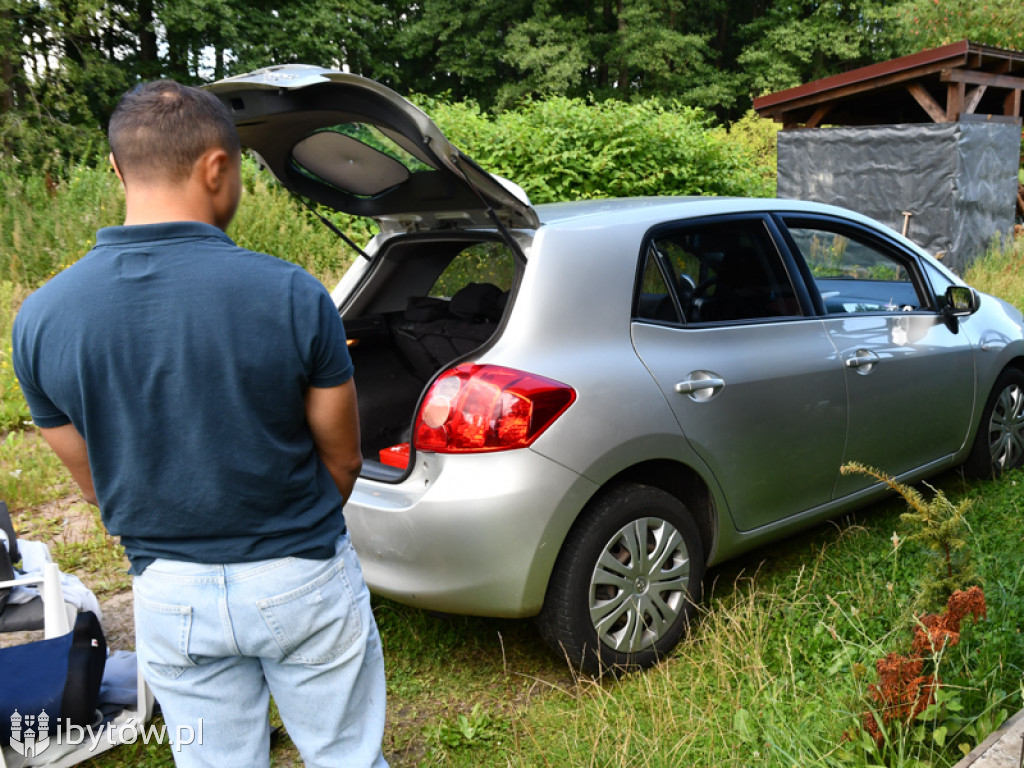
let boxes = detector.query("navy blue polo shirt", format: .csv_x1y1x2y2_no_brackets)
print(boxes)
12,221,354,573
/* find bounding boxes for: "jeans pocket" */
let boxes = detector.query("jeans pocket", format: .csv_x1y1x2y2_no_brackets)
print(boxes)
257,560,361,664
134,593,195,680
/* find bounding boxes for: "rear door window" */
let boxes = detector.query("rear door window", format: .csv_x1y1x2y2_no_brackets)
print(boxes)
636,216,802,324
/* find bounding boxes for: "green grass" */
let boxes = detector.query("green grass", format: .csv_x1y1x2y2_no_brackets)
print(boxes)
0,157,369,294
964,233,1024,311
1,165,1023,765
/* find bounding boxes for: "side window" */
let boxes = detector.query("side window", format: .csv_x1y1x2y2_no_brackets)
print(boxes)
429,241,515,298
635,247,681,323
646,218,800,324
785,222,928,314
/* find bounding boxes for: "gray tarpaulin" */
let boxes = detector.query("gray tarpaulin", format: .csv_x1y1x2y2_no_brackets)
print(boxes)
777,120,1021,273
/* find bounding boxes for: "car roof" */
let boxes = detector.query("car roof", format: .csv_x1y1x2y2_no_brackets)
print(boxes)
534,196,874,227
529,196,960,283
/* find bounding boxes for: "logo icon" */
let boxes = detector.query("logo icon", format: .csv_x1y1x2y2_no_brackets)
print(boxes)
10,709,51,757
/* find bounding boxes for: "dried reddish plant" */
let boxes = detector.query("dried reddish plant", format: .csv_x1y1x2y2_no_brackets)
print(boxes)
911,586,987,656
857,587,986,746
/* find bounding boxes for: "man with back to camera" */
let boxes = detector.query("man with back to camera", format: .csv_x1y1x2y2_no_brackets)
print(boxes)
11,80,388,768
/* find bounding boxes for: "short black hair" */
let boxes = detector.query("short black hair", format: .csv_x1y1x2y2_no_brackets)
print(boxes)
108,80,241,184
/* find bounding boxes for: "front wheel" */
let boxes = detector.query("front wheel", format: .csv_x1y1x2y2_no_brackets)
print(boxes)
536,482,705,674
963,368,1024,478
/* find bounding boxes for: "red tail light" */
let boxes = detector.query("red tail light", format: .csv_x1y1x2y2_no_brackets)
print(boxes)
414,364,576,453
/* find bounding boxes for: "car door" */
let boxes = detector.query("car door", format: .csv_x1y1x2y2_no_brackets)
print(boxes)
777,215,977,498
630,214,848,531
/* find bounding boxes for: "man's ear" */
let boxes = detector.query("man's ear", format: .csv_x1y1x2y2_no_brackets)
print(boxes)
109,153,125,185
198,148,232,193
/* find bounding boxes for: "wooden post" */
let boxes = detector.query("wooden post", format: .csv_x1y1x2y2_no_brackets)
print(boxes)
1005,89,1022,118
946,81,965,122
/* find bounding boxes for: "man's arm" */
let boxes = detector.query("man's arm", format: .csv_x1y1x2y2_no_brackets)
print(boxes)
39,424,98,506
304,379,363,504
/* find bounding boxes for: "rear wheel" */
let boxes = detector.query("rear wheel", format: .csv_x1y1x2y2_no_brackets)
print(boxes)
964,368,1024,478
536,482,704,674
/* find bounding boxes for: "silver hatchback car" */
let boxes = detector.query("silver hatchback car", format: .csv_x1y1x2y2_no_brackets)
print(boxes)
210,66,1024,672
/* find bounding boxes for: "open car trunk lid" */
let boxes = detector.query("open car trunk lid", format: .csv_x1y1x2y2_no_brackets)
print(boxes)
207,65,538,235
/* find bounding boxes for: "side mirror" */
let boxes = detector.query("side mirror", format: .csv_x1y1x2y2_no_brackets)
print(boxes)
941,285,980,333
946,285,980,314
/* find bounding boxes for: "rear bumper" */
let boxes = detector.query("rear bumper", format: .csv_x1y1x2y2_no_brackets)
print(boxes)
344,448,598,618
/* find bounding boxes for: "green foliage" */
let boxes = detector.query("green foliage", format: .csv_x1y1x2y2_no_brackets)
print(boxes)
232,158,368,288
727,110,781,196
0,281,30,432
423,703,506,760
421,96,771,203
386,0,529,106
737,0,906,97
964,234,1024,313
1,0,1021,178
0,429,75,509
0,162,122,285
894,0,1024,50
842,462,976,611
429,242,516,299
0,157,368,291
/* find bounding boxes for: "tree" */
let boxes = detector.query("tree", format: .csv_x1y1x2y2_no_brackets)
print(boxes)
894,0,1024,51
737,0,906,97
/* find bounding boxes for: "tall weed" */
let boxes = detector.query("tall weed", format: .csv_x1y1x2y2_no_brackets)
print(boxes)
0,281,32,432
0,163,122,286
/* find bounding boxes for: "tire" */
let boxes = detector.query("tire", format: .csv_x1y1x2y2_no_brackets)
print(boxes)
536,482,705,675
963,368,1024,479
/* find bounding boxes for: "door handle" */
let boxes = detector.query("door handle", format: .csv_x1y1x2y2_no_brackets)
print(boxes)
675,374,725,401
845,350,880,371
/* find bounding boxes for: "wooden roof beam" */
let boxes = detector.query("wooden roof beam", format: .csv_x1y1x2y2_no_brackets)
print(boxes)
906,82,948,123
941,68,1024,91
964,85,987,114
804,103,833,128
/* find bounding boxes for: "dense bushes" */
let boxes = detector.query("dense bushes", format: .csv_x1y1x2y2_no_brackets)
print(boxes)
420,96,774,202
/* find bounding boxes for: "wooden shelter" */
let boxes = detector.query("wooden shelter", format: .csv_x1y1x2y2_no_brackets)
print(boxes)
754,40,1024,128
753,41,1023,271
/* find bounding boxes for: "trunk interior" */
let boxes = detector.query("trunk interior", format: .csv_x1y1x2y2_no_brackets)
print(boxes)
341,235,519,472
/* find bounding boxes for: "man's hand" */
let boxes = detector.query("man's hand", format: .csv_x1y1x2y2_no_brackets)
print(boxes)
304,379,363,503
39,424,97,506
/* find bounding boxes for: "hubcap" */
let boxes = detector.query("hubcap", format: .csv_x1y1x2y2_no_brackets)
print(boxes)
589,517,691,654
988,383,1024,472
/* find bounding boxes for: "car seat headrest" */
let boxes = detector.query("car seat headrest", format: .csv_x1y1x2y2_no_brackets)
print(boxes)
450,283,503,321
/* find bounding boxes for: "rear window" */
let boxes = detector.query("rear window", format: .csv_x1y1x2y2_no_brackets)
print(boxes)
290,123,436,198
429,242,515,298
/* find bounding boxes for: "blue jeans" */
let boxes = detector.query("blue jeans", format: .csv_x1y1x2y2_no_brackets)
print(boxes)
132,534,387,768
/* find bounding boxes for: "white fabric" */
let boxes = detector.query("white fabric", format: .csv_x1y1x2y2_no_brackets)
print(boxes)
4,538,102,620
